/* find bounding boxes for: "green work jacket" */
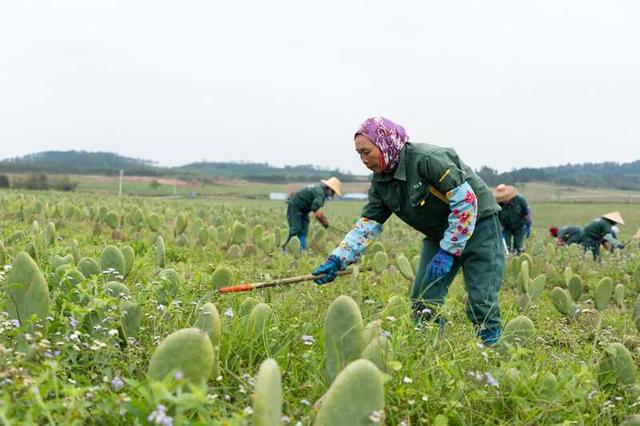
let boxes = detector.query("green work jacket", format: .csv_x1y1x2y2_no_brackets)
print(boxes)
361,142,500,241
581,218,614,247
498,194,530,229
288,185,326,215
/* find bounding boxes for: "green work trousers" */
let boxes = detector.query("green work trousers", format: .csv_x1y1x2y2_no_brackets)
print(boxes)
581,238,600,259
410,214,504,331
502,225,526,253
286,204,309,238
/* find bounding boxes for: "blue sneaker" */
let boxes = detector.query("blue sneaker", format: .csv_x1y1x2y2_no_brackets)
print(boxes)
478,328,501,345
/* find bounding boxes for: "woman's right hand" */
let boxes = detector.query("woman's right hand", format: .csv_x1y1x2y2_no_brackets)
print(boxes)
312,255,341,285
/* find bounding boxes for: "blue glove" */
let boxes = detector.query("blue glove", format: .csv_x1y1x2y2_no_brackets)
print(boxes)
426,249,454,283
525,221,532,238
312,255,341,285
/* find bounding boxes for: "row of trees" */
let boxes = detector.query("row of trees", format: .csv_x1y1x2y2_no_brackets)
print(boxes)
0,173,78,191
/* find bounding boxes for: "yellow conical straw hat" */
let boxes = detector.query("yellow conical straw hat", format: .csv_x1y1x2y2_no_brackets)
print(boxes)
633,227,640,240
321,177,342,196
492,184,518,203
602,211,625,225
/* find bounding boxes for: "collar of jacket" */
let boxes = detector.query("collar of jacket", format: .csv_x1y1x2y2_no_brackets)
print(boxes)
373,144,409,183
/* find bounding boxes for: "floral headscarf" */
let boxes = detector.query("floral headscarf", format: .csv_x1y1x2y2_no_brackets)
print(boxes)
355,117,409,173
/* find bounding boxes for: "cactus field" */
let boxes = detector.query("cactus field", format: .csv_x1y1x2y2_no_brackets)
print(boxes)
2,190,640,424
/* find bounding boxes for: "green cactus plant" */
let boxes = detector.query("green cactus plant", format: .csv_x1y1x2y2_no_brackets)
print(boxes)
147,328,214,386
324,295,365,384
612,284,625,309
52,254,74,270
259,233,275,253
105,211,119,230
362,335,394,373
372,251,388,274
155,236,166,268
314,359,385,426
232,221,247,244
594,277,613,311
197,228,209,245
121,245,135,277
528,274,546,300
368,241,385,256
44,222,57,247
239,296,259,317
395,254,415,281
195,303,221,347
226,244,243,260
363,320,382,345
249,303,273,340
4,251,51,325
517,260,530,294
175,214,187,236
551,287,576,319
105,281,131,298
147,213,162,232
252,358,282,426
632,295,640,332
381,295,410,322
567,275,583,302
252,224,264,245
633,263,640,291
287,236,302,258
211,266,233,290
597,342,636,391
100,245,126,278
78,257,101,277
121,301,142,340
501,315,535,346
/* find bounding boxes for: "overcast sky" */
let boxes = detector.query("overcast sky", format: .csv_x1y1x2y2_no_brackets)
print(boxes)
1,0,639,174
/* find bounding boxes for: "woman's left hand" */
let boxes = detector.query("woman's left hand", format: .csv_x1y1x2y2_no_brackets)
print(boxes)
427,249,454,282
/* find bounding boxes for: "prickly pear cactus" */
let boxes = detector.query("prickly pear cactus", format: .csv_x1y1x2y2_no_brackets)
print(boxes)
411,255,420,275
567,275,583,302
211,266,233,290
104,281,130,298
239,296,259,317
252,224,264,245
518,260,530,294
551,287,576,319
368,241,385,257
314,359,385,426
528,274,546,300
324,295,365,384
501,315,535,346
287,236,301,258
362,335,394,373
155,236,166,268
252,358,282,426
175,214,187,236
381,295,410,322
363,320,382,345
195,303,221,347
232,221,247,244
52,254,74,270
395,254,414,280
44,222,57,247
121,245,135,277
613,284,625,309
594,277,613,311
121,301,142,339
372,251,389,274
633,263,640,291
4,251,51,324
78,257,101,277
100,245,126,278
105,211,119,230
147,213,162,232
597,342,636,391
249,303,273,339
147,328,214,385
226,244,243,260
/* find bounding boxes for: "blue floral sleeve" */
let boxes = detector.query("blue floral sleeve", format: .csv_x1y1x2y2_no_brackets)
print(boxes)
440,182,478,256
330,217,383,269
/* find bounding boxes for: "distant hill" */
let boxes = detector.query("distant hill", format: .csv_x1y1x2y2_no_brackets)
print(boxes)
477,160,640,191
0,150,365,183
